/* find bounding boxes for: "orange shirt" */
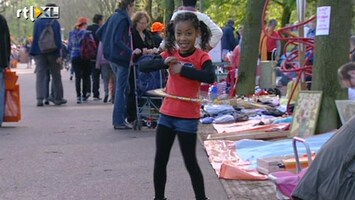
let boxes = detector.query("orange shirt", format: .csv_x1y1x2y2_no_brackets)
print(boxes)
160,49,211,119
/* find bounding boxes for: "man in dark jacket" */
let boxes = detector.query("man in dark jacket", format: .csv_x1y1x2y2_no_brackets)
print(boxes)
221,19,237,58
30,3,66,106
87,14,104,100
0,14,11,126
96,0,135,129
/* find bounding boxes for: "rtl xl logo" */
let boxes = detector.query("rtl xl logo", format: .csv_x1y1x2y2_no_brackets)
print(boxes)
17,6,60,22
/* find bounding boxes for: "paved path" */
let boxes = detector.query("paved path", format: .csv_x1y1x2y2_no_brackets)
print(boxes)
0,64,229,200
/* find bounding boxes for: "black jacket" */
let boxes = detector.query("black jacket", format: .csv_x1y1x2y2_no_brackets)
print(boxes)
132,28,154,62
0,14,11,69
87,23,100,46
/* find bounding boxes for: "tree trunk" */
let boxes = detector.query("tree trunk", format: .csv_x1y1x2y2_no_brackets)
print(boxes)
164,0,174,24
236,0,267,96
145,0,152,18
312,0,352,133
280,5,291,28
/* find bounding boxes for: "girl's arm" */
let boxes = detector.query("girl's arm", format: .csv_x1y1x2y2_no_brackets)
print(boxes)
180,60,215,83
138,55,169,72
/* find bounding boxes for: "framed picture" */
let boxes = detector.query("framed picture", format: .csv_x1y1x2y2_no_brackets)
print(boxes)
335,100,355,125
289,91,323,138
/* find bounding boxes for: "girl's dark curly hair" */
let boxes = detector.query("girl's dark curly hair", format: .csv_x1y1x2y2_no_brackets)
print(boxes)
165,12,211,54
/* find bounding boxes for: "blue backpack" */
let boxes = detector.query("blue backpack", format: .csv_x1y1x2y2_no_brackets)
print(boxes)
135,54,167,95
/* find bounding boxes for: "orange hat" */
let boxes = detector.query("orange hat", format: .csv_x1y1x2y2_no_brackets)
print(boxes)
151,22,165,33
75,17,88,27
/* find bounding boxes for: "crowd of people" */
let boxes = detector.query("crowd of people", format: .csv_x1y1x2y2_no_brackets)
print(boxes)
1,0,355,199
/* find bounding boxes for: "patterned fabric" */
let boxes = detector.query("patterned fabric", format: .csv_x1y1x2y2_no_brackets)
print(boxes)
68,29,86,59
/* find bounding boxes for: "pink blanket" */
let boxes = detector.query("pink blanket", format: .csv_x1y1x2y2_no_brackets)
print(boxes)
204,140,268,180
213,121,289,134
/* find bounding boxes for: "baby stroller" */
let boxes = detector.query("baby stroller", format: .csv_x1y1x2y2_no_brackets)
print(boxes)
268,137,313,199
132,54,167,130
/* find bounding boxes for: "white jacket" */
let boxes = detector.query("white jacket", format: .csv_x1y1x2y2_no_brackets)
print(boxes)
161,10,223,50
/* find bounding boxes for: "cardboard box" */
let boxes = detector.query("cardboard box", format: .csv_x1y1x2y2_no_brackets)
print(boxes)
256,155,294,174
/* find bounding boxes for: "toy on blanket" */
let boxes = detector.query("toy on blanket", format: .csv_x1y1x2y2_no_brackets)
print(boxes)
226,98,274,109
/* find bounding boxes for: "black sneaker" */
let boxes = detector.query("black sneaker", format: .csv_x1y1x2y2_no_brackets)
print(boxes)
113,124,132,130
103,95,108,103
77,97,82,104
37,100,44,107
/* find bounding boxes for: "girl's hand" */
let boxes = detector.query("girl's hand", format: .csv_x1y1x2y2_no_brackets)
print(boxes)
164,56,179,65
133,48,142,55
170,62,183,74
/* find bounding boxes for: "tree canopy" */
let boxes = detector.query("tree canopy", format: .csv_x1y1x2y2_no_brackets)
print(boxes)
1,0,339,44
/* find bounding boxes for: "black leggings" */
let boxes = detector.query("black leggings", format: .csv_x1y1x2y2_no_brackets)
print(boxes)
153,125,206,200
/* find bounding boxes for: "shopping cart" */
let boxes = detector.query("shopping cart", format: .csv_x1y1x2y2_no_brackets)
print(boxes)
132,55,167,130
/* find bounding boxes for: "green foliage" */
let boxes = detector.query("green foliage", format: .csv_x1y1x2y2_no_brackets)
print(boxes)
2,0,45,44
205,0,247,28
203,0,318,29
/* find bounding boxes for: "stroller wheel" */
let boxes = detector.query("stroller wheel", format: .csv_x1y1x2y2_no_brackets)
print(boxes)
146,121,152,128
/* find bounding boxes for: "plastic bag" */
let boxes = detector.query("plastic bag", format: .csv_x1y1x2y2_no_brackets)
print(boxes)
4,69,18,90
4,85,21,122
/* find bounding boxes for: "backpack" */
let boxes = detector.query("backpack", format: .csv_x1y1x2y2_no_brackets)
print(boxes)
136,54,167,95
80,32,97,60
38,20,57,53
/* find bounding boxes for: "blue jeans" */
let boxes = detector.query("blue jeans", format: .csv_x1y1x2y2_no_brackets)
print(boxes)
110,62,129,126
0,69,4,126
158,114,199,134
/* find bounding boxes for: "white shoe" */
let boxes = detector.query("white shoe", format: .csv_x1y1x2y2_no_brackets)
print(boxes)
124,118,133,129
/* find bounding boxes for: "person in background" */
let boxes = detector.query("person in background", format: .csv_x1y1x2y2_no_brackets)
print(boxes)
126,11,156,126
0,14,11,127
259,19,281,61
235,25,244,46
25,38,33,69
221,19,237,59
306,20,316,39
96,0,135,129
87,14,104,100
151,22,165,49
68,17,92,104
30,3,67,107
96,42,114,103
66,30,75,81
139,12,213,200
